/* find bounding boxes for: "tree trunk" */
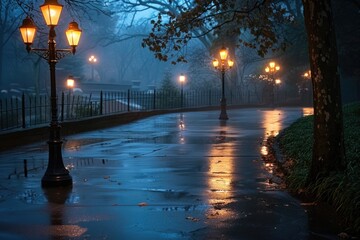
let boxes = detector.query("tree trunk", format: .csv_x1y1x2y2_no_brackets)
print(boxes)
302,0,346,182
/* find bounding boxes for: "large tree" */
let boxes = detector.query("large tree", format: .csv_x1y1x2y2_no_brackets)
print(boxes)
302,0,345,181
140,0,346,182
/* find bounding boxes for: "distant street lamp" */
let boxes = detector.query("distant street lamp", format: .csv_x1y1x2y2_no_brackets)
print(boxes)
19,0,82,187
212,47,234,120
303,70,311,79
88,55,97,81
301,70,311,105
66,76,75,118
275,78,281,104
264,61,280,106
66,76,75,91
179,74,186,108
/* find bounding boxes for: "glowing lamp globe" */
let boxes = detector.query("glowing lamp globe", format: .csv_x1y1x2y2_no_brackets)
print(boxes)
66,21,82,53
40,0,63,26
219,47,228,60
19,17,37,49
213,59,219,68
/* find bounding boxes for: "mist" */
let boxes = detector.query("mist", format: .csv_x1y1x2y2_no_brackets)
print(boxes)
0,0,359,103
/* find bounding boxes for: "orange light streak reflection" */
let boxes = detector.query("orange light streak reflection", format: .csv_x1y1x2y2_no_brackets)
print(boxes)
206,126,236,219
262,109,283,138
260,110,283,184
261,145,269,156
302,107,314,116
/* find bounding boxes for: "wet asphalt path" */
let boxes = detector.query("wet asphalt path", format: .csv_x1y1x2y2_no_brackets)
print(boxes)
0,108,313,239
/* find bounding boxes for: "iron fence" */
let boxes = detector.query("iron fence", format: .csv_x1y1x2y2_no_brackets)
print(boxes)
0,87,260,131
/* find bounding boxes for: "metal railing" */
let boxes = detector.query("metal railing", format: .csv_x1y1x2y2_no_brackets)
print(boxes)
0,87,259,131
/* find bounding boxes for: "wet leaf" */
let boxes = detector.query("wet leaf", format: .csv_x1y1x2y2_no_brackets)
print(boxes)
186,216,200,222
138,202,148,207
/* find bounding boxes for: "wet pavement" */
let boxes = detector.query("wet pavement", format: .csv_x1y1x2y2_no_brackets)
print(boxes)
0,107,322,239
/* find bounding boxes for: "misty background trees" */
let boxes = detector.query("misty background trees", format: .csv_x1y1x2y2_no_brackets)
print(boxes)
0,0,359,105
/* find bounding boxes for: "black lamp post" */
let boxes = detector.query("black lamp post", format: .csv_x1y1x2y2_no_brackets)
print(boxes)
212,47,234,120
264,61,280,107
19,0,82,187
179,74,186,108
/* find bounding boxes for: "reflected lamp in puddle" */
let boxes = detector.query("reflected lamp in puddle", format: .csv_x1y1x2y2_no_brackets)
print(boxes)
260,110,283,188
42,186,88,238
178,113,186,144
302,107,314,116
262,109,284,138
261,145,269,156
43,185,72,204
206,124,237,219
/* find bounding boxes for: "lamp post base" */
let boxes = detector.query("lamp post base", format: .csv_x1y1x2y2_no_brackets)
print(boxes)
42,127,73,188
42,173,72,188
219,98,229,120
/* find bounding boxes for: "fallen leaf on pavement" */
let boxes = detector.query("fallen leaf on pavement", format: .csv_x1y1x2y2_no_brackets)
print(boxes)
138,202,148,207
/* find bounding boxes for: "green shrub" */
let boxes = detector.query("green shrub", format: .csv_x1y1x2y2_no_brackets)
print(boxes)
277,102,360,233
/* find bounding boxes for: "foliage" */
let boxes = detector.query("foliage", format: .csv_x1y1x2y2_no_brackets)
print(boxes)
157,71,181,108
187,47,219,91
142,0,291,63
277,102,360,233
277,114,313,188
159,71,177,92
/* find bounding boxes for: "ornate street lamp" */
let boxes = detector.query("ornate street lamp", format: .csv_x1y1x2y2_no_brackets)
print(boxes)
212,47,234,120
179,74,186,108
19,0,82,187
264,61,281,106
88,55,97,81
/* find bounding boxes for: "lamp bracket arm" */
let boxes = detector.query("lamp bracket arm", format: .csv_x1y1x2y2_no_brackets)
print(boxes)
30,48,50,60
30,48,72,61
55,49,73,60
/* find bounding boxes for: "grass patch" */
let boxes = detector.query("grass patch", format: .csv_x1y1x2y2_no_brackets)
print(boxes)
277,102,360,234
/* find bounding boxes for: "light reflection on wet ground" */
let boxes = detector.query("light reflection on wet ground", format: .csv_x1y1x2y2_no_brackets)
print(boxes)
0,108,318,239
302,107,314,116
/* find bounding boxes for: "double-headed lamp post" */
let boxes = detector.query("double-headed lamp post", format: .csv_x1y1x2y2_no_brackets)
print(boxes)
264,61,280,106
212,47,234,120
19,0,82,187
179,74,186,108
